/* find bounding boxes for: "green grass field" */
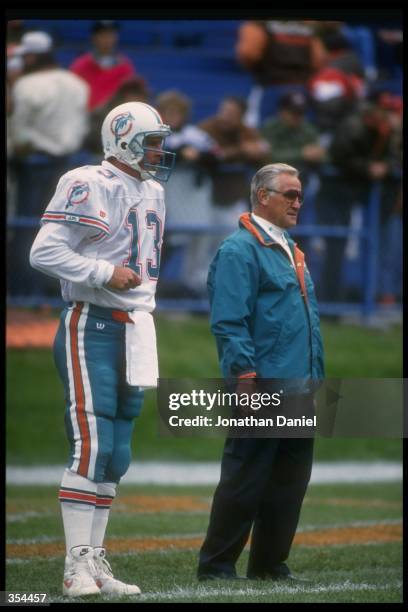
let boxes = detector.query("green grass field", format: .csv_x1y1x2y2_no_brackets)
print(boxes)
6,316,403,464
6,314,403,603
6,482,402,603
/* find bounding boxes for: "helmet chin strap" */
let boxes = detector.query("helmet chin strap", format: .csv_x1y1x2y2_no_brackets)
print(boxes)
115,149,148,180
135,158,153,181
140,168,153,181
132,152,157,181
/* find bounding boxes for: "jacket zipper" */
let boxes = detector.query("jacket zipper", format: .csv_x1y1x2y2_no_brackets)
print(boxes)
272,244,314,377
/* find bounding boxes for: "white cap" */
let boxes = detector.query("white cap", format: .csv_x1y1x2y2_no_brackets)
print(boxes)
14,31,53,55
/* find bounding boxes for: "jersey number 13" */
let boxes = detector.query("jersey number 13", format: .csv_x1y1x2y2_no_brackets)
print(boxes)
123,209,163,280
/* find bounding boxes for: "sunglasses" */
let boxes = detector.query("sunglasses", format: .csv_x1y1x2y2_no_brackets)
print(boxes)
266,188,304,204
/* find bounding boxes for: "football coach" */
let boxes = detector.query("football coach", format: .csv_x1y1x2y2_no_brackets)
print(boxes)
197,163,325,581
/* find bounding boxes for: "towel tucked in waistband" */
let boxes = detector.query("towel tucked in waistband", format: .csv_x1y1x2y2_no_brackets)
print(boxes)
125,310,159,389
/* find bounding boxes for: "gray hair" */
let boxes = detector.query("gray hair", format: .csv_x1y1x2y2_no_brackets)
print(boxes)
250,163,299,209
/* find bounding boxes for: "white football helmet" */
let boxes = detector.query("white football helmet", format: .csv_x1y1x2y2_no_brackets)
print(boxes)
101,102,175,182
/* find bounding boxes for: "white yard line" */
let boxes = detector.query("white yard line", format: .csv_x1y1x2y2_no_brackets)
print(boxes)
6,461,402,486
7,511,55,523
45,580,402,603
7,536,62,545
135,581,402,601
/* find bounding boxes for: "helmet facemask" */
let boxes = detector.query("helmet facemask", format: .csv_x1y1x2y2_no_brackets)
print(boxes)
127,131,176,183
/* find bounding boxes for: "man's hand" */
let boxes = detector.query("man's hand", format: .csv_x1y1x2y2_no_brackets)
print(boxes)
181,146,200,162
106,266,142,291
368,161,388,180
235,378,257,418
236,378,257,398
302,144,326,163
241,140,270,161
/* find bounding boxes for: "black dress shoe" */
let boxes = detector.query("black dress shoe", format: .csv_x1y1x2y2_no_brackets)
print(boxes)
248,563,310,582
264,572,310,583
249,571,310,583
198,573,247,582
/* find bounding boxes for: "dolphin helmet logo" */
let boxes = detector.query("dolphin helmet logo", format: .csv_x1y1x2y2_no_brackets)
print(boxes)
65,182,90,209
110,112,135,145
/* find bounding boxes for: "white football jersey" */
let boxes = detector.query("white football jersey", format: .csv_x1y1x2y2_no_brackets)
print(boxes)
35,160,165,312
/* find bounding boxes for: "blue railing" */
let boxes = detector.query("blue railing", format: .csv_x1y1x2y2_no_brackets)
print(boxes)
7,181,398,321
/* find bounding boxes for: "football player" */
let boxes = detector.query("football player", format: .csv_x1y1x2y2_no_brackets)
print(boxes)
30,102,175,597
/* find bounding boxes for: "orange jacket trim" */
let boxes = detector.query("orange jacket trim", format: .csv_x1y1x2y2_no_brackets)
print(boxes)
239,212,308,304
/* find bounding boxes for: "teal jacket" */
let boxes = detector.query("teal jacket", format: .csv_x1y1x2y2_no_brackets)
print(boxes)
208,213,325,386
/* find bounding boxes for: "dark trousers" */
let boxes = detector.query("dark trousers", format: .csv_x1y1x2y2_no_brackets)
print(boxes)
198,435,314,578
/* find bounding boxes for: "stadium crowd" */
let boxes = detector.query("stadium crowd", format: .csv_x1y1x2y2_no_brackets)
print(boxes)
7,19,402,309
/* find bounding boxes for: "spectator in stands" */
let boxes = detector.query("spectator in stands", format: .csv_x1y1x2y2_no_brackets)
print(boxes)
235,20,325,127
110,74,150,105
156,90,218,298
6,21,25,248
10,32,89,161
308,27,365,146
84,75,150,158
8,31,89,298
199,96,270,240
7,20,25,57
314,90,402,304
261,91,326,177
70,20,137,111
317,24,365,78
261,91,326,256
378,186,402,306
374,93,402,305
330,90,402,212
7,20,25,87
374,27,402,80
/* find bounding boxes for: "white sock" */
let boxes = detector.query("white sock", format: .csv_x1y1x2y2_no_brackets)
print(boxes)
59,468,97,554
91,482,117,548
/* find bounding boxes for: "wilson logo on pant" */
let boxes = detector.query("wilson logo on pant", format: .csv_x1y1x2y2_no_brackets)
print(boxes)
96,323,105,330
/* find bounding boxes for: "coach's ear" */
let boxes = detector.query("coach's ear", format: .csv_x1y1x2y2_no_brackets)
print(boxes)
257,186,270,209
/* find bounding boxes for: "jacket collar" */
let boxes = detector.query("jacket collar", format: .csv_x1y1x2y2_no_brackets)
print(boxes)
239,213,308,303
239,212,293,248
